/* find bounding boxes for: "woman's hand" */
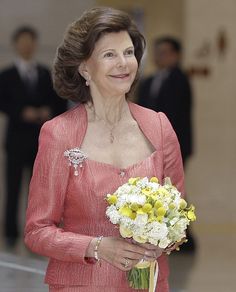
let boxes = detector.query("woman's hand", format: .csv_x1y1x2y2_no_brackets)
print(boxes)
86,237,157,271
133,241,164,260
164,237,187,255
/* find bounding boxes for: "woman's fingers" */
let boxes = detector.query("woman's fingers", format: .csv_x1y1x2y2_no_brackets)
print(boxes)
132,241,164,258
135,242,157,250
122,250,144,261
98,237,162,271
119,257,141,271
99,237,144,266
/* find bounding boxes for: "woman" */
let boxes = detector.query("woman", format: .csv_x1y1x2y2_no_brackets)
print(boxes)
24,7,185,292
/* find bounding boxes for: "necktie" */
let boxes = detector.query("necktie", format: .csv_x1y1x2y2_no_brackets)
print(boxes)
24,67,37,94
150,70,169,99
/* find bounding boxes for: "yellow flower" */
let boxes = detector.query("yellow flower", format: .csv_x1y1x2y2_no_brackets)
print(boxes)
179,199,187,209
119,206,133,218
130,212,137,220
148,209,155,216
133,234,147,244
148,209,156,222
150,193,158,201
148,214,157,222
158,188,171,197
157,215,164,223
135,260,151,269
157,207,166,216
169,203,176,210
187,205,197,221
154,200,163,209
106,194,117,205
150,177,159,183
136,208,145,215
187,210,196,221
128,177,140,185
142,188,152,196
119,225,133,238
130,203,139,211
142,203,152,213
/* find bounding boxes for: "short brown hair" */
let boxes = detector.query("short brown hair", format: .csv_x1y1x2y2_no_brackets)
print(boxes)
12,26,38,43
52,7,146,103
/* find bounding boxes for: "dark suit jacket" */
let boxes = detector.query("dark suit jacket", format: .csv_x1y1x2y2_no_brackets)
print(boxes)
0,64,67,158
137,66,193,163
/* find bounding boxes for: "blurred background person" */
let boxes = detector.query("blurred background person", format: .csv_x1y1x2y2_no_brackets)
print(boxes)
0,26,67,247
137,36,195,252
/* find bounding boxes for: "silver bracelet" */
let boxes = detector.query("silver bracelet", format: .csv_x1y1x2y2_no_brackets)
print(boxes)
94,236,103,261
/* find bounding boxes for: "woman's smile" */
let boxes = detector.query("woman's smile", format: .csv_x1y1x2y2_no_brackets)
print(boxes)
109,73,130,79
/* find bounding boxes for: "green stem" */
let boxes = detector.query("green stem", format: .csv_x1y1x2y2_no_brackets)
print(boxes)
127,267,150,289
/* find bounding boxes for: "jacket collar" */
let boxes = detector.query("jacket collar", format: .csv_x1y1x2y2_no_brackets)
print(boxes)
76,101,158,150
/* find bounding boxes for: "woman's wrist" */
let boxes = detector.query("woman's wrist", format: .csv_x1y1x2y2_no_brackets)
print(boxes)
85,236,104,260
94,236,103,261
85,238,97,258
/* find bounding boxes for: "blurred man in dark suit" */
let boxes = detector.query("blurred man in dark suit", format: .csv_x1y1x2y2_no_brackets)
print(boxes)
0,26,67,246
137,36,195,251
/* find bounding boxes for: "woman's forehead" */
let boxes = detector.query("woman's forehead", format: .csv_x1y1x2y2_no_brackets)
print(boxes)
94,31,133,52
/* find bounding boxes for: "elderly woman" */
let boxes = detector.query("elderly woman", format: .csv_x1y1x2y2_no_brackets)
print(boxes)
24,7,184,292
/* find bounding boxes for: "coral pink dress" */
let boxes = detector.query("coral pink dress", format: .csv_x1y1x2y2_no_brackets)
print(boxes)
24,102,184,291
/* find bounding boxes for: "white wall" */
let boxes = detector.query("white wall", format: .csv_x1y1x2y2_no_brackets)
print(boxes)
0,0,96,67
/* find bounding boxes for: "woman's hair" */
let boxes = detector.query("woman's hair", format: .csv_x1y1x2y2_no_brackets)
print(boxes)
52,7,146,103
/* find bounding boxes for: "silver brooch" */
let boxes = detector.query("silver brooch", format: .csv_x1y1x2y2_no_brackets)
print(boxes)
64,147,87,176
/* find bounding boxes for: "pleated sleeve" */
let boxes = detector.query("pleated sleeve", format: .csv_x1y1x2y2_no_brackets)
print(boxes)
24,119,94,264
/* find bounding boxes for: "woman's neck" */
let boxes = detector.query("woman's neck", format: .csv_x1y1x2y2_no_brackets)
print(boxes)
86,95,129,126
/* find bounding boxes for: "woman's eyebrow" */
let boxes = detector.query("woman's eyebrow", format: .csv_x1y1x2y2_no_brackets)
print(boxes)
99,46,134,54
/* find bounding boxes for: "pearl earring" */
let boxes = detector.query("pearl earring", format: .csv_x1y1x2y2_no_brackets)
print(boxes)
85,79,89,86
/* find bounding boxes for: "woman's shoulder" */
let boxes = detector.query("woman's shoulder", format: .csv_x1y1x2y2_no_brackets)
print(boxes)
130,102,170,124
43,104,82,130
130,102,176,143
40,104,84,143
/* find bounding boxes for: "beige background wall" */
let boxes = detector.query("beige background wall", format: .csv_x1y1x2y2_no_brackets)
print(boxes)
184,0,236,227
180,1,236,290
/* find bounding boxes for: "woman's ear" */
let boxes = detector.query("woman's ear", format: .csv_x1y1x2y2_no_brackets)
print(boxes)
78,62,91,86
78,62,87,79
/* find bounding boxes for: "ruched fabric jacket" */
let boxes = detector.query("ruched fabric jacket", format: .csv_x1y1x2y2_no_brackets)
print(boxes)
24,102,185,291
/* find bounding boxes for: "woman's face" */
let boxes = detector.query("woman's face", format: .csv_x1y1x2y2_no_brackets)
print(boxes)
82,31,138,98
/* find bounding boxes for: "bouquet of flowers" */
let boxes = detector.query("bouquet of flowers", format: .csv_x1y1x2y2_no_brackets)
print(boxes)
105,176,196,291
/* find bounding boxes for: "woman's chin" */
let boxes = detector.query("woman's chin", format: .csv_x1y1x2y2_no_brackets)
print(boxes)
108,85,132,97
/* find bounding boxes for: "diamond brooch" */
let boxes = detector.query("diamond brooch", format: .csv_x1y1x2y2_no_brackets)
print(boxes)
64,147,87,176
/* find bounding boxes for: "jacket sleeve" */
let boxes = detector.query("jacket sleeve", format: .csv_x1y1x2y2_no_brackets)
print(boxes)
24,120,94,264
159,112,185,196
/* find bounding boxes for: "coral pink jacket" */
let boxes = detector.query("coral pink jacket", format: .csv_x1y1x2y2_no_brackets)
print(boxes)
24,102,184,289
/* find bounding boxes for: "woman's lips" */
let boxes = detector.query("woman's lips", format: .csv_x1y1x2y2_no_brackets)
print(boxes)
110,73,130,79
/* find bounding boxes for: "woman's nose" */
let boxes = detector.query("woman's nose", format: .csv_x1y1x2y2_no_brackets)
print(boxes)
116,55,127,67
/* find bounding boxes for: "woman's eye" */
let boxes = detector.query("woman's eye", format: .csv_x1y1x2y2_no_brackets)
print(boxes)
104,52,114,58
125,49,134,56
